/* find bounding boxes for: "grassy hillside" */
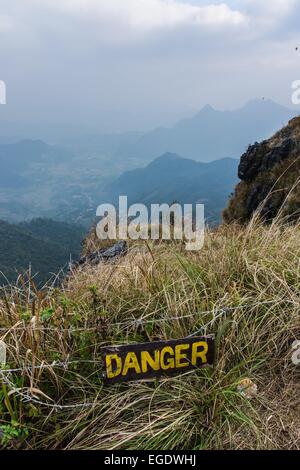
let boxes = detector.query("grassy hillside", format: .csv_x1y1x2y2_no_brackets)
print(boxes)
0,219,86,286
0,220,299,449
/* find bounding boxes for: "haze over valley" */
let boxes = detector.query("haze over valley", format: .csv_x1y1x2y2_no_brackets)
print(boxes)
0,99,297,228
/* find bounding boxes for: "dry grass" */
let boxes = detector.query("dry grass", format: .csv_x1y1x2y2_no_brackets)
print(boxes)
0,219,299,450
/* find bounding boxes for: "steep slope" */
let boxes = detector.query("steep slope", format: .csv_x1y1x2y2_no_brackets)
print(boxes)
119,99,297,162
223,116,300,223
106,153,239,223
0,219,86,285
1,222,299,449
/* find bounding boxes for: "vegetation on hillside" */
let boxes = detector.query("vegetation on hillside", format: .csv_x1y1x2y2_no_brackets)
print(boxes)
0,218,299,449
0,218,86,286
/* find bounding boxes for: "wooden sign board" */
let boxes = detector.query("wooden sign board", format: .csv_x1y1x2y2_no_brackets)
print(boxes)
101,335,214,383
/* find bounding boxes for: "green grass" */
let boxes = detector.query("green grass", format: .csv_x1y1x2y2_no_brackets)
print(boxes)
0,219,299,449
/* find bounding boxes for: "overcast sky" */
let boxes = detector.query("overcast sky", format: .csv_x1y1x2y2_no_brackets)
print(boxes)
0,0,300,136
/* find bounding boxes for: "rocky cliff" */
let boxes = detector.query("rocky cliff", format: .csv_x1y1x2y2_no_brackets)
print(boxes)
223,116,300,223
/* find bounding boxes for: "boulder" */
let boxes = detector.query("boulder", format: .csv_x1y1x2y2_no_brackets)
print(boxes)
72,241,128,269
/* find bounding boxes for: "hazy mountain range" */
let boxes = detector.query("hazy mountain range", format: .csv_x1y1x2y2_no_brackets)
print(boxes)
0,99,298,226
65,99,297,163
105,153,239,223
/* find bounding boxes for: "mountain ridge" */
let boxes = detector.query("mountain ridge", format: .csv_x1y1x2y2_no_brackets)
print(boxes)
117,99,298,163
0,99,297,225
106,152,239,223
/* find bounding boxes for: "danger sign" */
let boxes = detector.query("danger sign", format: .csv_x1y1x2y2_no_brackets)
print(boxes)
101,335,214,383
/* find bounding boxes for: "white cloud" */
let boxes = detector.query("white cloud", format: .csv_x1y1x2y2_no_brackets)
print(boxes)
35,0,247,33
1,0,299,132
243,0,297,29
248,0,296,16
0,15,14,33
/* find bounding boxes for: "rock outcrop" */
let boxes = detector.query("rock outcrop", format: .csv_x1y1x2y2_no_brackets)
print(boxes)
223,116,300,223
71,240,128,269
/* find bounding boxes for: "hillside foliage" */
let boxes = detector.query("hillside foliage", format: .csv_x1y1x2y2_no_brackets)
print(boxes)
0,218,86,286
0,220,299,449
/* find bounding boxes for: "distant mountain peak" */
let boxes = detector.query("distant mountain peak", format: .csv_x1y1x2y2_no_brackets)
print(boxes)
197,104,216,115
124,98,297,163
157,152,182,161
243,98,290,111
16,139,49,151
107,153,239,224
202,104,215,111
147,152,184,170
